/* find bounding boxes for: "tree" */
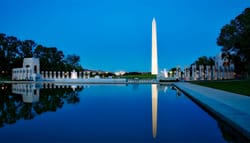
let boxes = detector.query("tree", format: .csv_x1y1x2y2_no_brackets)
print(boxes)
19,40,36,58
194,56,215,67
217,8,250,76
0,34,21,76
0,33,83,76
65,54,82,70
34,45,65,71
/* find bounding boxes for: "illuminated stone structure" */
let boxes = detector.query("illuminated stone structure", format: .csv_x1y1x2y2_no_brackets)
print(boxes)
12,58,41,81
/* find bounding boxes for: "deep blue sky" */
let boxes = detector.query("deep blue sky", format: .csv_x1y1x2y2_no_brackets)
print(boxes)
0,0,249,72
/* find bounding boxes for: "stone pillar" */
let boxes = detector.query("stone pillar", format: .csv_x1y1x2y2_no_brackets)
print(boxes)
71,70,78,79
205,65,208,80
83,72,86,79
192,65,196,80
176,66,180,79
218,67,222,80
222,67,225,80
212,66,217,80
49,71,52,79
62,71,65,79
217,67,220,80
49,83,52,88
227,66,230,79
41,71,44,79
58,71,61,79
206,65,211,80
187,68,190,81
44,83,48,89
20,69,22,80
86,72,89,79
230,65,235,79
65,72,68,79
184,67,187,80
16,70,19,80
54,71,57,79
178,67,181,79
225,66,228,80
185,67,190,81
64,72,67,79
45,71,48,79
78,71,80,79
199,65,204,80
66,72,69,79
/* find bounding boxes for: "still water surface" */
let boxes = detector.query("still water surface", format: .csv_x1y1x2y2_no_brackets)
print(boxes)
0,83,230,143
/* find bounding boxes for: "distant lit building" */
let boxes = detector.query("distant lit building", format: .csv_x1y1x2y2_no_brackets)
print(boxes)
114,71,126,76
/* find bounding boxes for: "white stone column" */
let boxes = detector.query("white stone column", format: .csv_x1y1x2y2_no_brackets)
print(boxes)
213,66,217,80
206,65,211,80
217,67,220,80
227,66,230,79
177,66,181,79
45,71,48,79
49,83,52,88
192,65,196,80
186,67,190,81
49,71,52,79
20,69,23,80
221,67,225,79
54,71,57,79
66,72,69,79
62,71,65,79
87,71,90,79
218,67,222,80
199,65,204,80
44,83,47,89
225,66,228,79
41,71,44,79
17,70,20,80
83,72,86,79
58,71,61,79
71,70,78,79
230,65,235,79
78,72,81,79
185,68,187,79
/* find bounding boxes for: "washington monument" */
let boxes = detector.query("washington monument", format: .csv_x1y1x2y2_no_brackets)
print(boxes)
151,18,158,75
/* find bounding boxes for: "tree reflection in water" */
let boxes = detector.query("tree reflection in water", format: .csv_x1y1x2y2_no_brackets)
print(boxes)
0,83,83,127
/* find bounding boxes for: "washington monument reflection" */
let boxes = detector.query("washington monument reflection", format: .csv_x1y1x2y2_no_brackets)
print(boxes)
152,84,158,138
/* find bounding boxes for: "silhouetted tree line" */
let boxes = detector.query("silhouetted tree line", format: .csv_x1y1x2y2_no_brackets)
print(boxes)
0,84,83,127
190,56,215,71
217,8,250,77
188,8,250,78
0,33,83,77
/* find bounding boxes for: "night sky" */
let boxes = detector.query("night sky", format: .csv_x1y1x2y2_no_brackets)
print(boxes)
0,0,249,72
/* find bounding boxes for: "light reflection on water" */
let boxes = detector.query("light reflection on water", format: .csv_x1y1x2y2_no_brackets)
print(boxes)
0,83,246,143
152,84,158,139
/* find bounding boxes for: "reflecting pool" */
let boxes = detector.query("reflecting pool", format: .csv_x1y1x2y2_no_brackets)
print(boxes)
0,83,240,143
